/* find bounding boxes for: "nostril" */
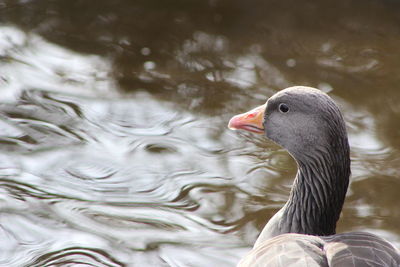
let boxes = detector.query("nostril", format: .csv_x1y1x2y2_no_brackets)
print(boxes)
246,113,256,119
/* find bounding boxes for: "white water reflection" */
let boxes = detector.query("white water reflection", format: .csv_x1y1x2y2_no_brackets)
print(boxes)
0,88,254,266
0,25,116,101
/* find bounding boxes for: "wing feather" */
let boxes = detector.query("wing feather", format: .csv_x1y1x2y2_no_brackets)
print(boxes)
237,232,400,267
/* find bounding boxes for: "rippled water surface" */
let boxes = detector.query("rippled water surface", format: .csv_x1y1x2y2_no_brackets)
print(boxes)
1,0,400,266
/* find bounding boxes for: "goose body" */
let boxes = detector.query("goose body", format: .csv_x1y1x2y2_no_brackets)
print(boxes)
228,86,400,267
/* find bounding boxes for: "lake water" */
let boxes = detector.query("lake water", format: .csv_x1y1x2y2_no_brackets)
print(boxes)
0,0,400,266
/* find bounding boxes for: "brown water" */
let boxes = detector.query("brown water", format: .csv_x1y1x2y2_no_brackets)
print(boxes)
0,0,400,266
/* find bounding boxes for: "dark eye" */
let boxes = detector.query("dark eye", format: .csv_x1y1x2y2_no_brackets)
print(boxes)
279,103,289,113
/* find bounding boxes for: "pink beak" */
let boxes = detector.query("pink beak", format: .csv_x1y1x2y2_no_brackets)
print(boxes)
228,103,266,134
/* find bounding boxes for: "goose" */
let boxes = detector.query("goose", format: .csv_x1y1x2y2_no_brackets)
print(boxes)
228,86,400,266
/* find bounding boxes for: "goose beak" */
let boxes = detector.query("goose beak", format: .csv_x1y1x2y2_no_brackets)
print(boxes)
228,103,266,134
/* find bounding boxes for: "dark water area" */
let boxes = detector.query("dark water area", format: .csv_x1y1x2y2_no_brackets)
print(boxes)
0,0,400,266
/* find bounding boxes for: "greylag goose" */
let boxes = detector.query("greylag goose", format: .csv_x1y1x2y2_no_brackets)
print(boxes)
228,86,400,266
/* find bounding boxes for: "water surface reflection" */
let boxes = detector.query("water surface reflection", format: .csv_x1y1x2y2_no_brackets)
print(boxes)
1,0,400,266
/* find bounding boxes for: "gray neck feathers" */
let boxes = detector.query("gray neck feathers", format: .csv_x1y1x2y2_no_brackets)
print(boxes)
280,111,351,236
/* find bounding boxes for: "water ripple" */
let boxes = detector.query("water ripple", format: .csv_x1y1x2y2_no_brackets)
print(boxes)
29,247,125,267
0,89,256,266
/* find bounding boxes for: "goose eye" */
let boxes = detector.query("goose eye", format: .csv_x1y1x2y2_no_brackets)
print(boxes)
279,103,289,113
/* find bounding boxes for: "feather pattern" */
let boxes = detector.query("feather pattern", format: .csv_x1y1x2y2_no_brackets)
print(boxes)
238,232,400,267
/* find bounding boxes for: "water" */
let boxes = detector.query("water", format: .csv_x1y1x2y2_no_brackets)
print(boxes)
0,0,400,266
